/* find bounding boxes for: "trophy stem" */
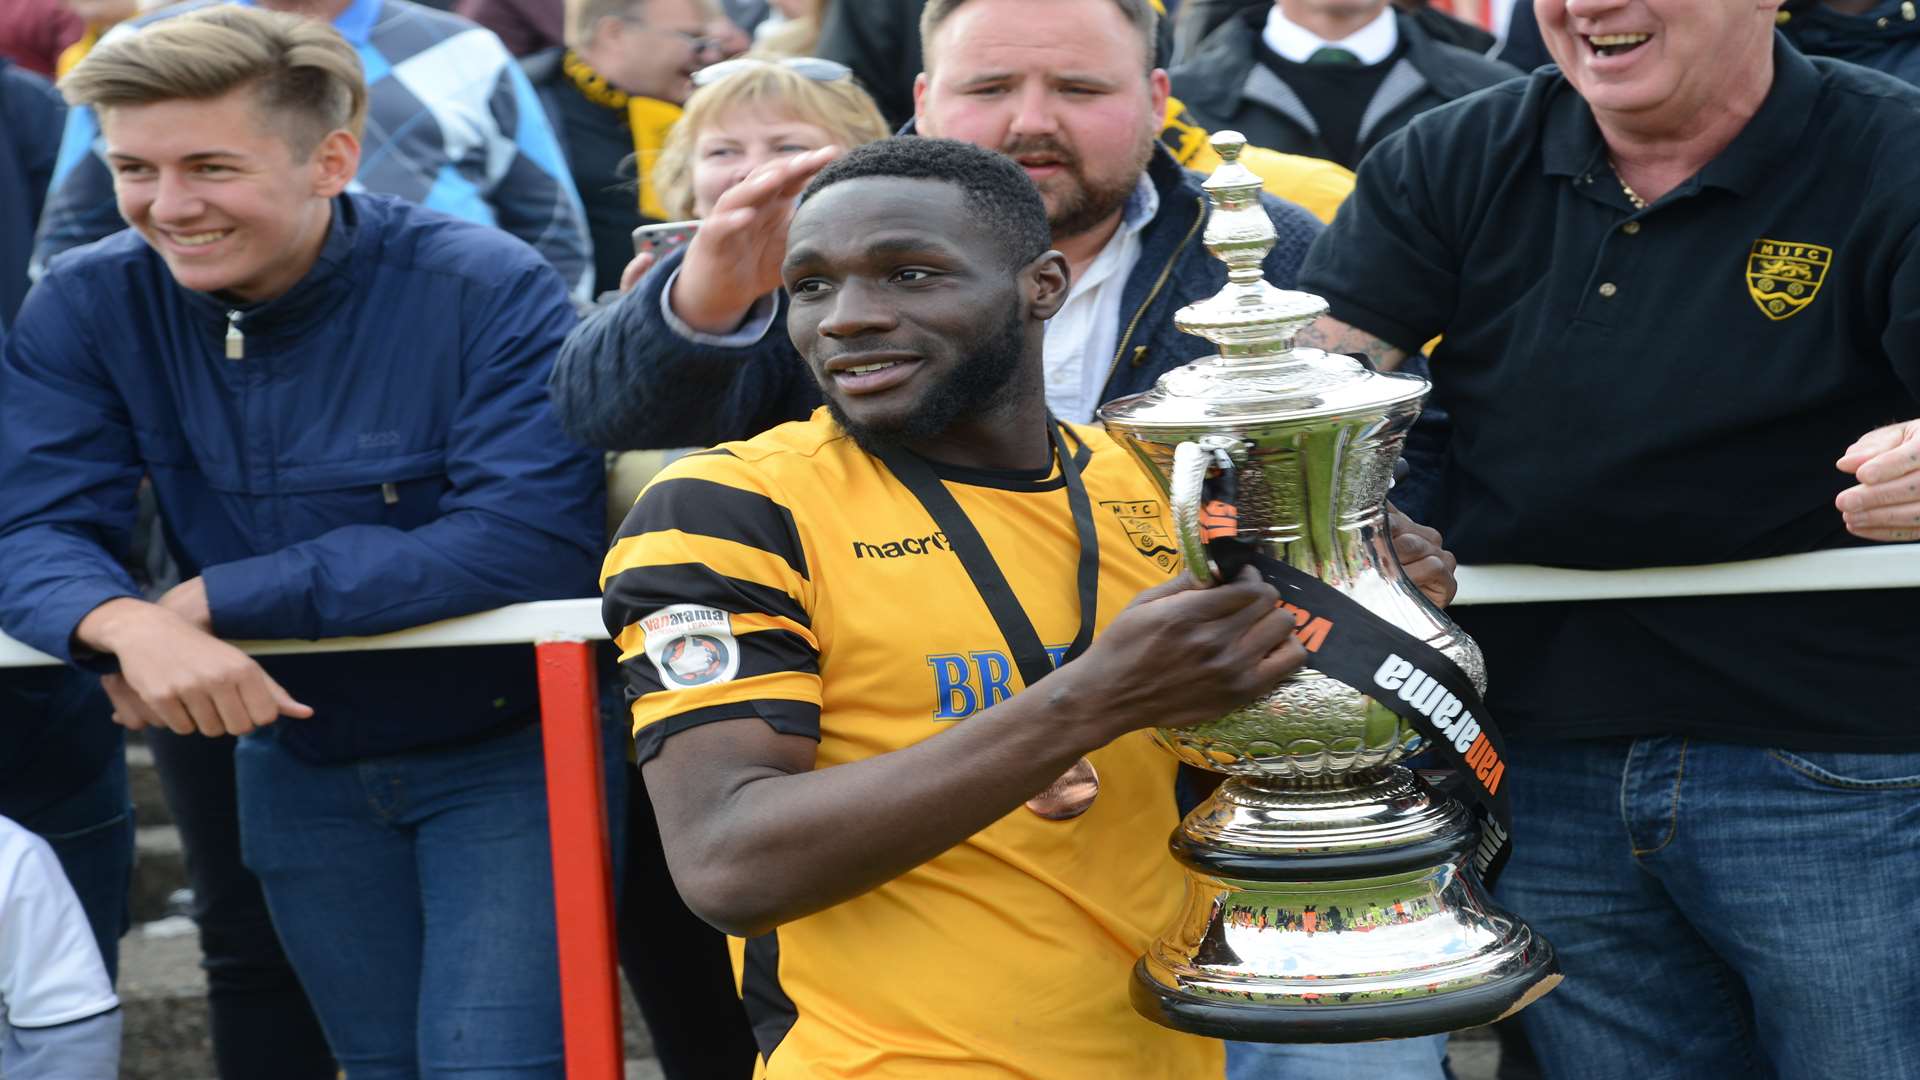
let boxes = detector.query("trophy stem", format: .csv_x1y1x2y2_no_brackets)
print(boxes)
1132,768,1560,1043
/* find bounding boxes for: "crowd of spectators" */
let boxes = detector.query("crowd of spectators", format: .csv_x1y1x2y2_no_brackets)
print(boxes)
1,0,1916,1077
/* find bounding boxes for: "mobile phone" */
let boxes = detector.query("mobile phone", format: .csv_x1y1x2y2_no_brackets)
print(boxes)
632,220,700,256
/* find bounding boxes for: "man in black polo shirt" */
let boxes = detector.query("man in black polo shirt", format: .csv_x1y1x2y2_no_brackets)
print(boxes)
1292,0,1920,1074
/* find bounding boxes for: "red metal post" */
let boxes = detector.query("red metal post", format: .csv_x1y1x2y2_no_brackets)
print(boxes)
536,640,624,1079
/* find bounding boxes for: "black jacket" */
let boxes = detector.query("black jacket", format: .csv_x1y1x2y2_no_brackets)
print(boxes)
1781,0,1920,87
549,146,1323,450
1,58,60,331
1170,9,1517,169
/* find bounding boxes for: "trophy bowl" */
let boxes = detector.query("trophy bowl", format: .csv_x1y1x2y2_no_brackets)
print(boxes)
1098,132,1558,1043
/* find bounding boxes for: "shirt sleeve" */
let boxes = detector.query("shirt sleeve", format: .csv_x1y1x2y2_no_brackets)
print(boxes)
0,824,119,1031
1881,215,1920,403
601,452,821,763
1296,123,1461,354
0,277,145,662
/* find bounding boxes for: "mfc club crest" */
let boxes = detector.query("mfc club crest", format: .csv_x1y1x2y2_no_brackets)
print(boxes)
1747,239,1831,321
1102,499,1179,572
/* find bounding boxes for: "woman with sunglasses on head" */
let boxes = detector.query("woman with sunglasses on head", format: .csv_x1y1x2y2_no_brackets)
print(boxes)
615,56,889,291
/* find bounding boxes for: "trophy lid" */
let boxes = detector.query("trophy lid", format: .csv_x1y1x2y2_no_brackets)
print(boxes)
1097,131,1425,432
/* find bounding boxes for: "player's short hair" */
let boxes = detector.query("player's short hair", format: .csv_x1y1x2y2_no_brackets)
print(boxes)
60,5,365,158
801,137,1053,271
920,0,1159,75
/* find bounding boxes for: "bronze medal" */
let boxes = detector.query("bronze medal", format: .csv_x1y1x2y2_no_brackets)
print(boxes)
1025,756,1100,820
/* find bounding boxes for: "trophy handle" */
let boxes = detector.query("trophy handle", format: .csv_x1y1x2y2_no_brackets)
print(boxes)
1170,437,1239,586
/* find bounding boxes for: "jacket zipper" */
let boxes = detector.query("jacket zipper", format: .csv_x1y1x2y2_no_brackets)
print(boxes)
225,309,245,360
1102,195,1207,394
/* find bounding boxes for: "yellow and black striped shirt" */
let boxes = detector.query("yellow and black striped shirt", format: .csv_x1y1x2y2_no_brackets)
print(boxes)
601,408,1221,1080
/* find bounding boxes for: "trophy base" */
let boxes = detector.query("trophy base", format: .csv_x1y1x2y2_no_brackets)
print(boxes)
1132,767,1560,1043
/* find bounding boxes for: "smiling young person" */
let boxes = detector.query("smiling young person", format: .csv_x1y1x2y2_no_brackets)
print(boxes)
0,8,617,1077
1290,0,1920,1072
602,136,1328,1079
34,0,592,299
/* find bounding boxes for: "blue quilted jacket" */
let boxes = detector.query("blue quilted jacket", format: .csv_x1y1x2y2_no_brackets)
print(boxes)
0,194,606,762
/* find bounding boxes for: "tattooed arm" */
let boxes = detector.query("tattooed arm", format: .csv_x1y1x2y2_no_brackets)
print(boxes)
1296,316,1410,372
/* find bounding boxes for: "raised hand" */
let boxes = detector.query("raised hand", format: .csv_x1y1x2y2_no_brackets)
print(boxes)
669,146,842,334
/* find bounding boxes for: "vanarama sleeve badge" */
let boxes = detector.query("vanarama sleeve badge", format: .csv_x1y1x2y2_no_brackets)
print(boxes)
1747,239,1831,321
641,604,741,689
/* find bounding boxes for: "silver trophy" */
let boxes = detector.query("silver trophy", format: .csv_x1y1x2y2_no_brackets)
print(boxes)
1098,133,1559,1042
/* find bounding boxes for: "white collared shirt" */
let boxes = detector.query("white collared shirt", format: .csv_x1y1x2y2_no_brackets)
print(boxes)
1263,4,1399,65
1039,176,1159,423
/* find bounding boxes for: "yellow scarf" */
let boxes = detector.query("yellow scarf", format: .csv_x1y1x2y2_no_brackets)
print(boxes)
562,50,683,221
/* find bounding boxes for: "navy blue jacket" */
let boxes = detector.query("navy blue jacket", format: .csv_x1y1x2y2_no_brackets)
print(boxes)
1,59,62,332
1782,0,1920,87
548,146,1325,450
0,194,606,763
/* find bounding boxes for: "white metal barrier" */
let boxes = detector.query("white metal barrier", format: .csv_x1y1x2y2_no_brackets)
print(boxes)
2,544,1915,669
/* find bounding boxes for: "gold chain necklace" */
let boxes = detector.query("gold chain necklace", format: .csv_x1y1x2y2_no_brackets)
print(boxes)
1611,160,1648,210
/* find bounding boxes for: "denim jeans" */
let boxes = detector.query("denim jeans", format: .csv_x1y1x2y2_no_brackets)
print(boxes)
7,747,132,983
1226,1033,1450,1079
149,726,337,1080
1493,736,1920,1080
237,716,627,1080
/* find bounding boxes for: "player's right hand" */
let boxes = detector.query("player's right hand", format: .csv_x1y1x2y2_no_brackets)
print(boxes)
670,146,841,334
1061,567,1304,739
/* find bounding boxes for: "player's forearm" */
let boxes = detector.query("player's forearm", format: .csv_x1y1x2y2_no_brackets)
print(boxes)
652,675,1123,937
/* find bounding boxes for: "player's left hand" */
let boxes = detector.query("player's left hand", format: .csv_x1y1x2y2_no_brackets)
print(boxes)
1836,418,1920,541
1387,504,1457,608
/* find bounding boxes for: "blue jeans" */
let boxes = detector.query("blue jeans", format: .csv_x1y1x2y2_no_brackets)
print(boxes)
237,717,627,1080
1226,1034,1450,1079
1494,736,1920,1080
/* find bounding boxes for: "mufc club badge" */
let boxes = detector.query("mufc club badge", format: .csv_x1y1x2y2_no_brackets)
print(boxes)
641,604,740,688
1747,238,1831,321
1101,499,1180,572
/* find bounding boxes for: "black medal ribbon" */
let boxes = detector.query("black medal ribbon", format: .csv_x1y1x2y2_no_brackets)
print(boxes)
1204,481,1516,885
871,418,1099,690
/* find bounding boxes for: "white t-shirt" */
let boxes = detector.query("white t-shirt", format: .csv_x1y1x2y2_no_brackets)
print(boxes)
0,817,119,1031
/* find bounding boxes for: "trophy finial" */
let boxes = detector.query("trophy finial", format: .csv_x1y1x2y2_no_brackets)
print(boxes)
1171,130,1326,355
1210,129,1246,163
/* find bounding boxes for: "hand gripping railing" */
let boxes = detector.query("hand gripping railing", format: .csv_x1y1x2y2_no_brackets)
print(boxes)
1,543,1915,1078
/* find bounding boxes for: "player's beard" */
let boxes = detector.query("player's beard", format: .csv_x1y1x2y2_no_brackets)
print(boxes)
1007,128,1156,242
823,303,1032,457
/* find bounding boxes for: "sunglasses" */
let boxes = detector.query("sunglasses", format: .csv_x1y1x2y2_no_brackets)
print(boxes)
691,57,853,88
